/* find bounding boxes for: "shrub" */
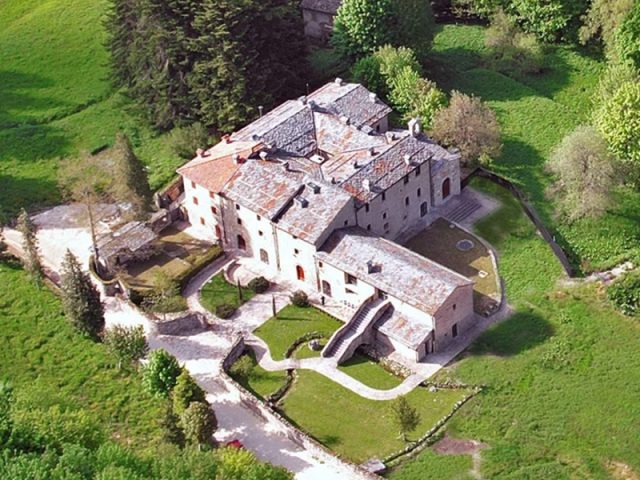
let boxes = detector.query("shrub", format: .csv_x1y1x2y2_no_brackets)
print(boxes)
290,290,310,308
168,123,212,160
374,45,422,91
180,401,217,449
215,303,236,319
579,0,634,55
103,325,149,370
431,91,502,167
172,369,207,416
229,355,255,379
486,9,544,75
142,349,181,398
608,270,640,316
248,276,269,294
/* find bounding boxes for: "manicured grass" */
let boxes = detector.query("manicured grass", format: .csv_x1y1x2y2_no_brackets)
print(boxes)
389,448,473,480
0,260,166,451
406,217,499,313
292,338,328,360
230,352,287,400
337,354,402,390
279,371,470,463
254,305,343,360
200,273,255,313
427,24,640,272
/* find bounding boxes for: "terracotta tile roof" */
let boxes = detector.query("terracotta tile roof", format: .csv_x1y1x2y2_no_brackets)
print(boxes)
316,227,472,315
301,0,341,14
177,140,264,193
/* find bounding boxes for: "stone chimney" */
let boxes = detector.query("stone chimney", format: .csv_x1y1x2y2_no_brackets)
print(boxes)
259,151,269,161
335,77,344,86
196,148,204,158
408,118,421,137
298,95,307,105
363,179,372,192
369,92,377,103
403,154,412,166
385,131,396,144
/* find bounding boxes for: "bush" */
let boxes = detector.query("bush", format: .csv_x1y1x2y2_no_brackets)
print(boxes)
168,123,213,160
103,325,149,370
172,369,207,416
352,56,386,97
608,270,640,316
614,1,640,68
248,276,269,294
180,401,217,449
229,355,255,379
375,45,422,91
142,349,181,398
431,91,502,166
290,290,310,308
389,67,447,127
215,303,237,319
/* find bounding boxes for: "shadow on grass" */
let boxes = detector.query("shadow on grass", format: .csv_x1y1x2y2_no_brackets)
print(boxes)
0,173,61,221
469,310,554,357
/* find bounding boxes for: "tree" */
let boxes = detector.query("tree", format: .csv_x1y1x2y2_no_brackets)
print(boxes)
105,0,140,88
592,63,640,107
143,349,181,398
229,355,254,380
169,122,213,159
608,269,640,316
547,126,618,220
110,133,152,220
160,402,185,447
215,447,292,480
485,8,544,75
60,250,105,340
389,395,420,441
614,1,640,69
172,369,206,416
180,401,217,450
431,91,502,166
392,0,436,59
594,81,640,171
142,271,185,315
16,209,43,286
352,56,387,98
579,0,634,55
332,0,395,59
389,67,446,128
103,325,148,369
58,152,113,268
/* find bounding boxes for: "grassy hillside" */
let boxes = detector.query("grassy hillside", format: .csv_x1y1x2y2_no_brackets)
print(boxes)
0,0,181,219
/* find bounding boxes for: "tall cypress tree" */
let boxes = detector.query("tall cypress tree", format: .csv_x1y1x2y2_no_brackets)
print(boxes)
111,133,152,220
60,250,105,340
16,209,43,286
105,0,141,88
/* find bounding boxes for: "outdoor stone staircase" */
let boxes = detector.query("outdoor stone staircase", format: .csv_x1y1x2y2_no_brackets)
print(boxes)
445,198,482,224
322,298,391,364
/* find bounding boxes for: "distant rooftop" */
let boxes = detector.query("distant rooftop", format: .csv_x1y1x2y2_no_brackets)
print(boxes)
96,221,157,261
301,0,342,15
317,228,472,315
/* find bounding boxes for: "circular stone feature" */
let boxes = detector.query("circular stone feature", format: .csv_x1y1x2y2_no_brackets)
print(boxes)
456,239,475,252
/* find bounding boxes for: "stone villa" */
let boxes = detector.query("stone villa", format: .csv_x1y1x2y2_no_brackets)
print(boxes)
177,79,476,364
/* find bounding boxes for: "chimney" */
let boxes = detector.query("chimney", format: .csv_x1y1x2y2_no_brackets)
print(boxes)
294,196,309,208
196,148,204,158
259,151,269,161
283,162,291,172
340,115,351,125
352,160,359,169
385,131,396,144
298,95,307,105
369,147,376,156
331,177,337,184
232,154,244,165
408,118,421,137
308,182,321,194
367,260,380,274
335,77,344,86
369,92,377,103
403,154,412,166
222,134,232,144
362,179,372,192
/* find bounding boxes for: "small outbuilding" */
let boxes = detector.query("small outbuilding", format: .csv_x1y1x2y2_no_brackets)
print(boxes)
95,221,158,275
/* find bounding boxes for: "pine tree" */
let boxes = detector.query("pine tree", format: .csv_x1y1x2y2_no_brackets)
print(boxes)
111,133,152,219
16,209,43,286
105,0,141,87
389,395,421,442
60,250,105,340
172,368,207,416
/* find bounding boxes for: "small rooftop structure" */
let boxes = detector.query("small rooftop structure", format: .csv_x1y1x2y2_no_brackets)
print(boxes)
96,221,158,272
317,228,472,315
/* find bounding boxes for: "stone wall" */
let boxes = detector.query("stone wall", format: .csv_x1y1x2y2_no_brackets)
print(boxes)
149,311,208,336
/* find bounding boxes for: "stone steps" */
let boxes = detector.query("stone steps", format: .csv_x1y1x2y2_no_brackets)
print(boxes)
446,200,481,224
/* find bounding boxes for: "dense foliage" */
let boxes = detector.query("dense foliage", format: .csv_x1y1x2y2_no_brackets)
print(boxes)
168,122,213,159
172,369,207,416
248,276,270,294
60,251,105,340
431,91,502,166
110,133,152,220
103,325,149,369
579,0,634,55
16,209,43,286
614,1,640,69
142,349,182,398
546,126,618,220
290,290,310,308
106,0,307,132
608,269,640,316
389,67,447,127
180,401,217,449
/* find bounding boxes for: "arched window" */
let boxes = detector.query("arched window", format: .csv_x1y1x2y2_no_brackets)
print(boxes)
237,235,246,250
260,249,269,264
296,265,305,281
215,225,222,239
442,178,451,199
321,280,332,297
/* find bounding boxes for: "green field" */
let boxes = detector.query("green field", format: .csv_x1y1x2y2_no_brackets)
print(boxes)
199,273,255,314
337,354,403,390
0,260,166,451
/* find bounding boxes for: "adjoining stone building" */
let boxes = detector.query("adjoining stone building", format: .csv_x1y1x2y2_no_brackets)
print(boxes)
177,79,474,365
301,0,341,43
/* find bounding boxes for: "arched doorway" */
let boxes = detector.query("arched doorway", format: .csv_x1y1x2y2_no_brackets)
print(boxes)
260,249,269,264
442,178,451,199
296,265,305,281
321,280,332,297
237,234,246,250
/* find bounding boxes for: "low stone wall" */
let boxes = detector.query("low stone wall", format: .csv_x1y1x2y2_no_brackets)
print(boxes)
221,337,381,480
149,311,208,336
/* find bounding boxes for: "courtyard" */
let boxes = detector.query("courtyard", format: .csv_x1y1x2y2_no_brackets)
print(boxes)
405,218,500,315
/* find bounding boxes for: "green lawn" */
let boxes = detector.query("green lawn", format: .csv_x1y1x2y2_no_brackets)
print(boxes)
0,0,182,220
254,305,343,360
0,260,166,451
279,371,470,463
338,354,403,390
230,352,288,400
389,449,473,480
200,273,255,313
427,24,640,272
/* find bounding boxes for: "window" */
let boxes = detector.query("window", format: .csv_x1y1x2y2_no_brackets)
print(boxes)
442,178,451,199
191,181,196,188
383,212,387,219
367,224,371,231
237,235,246,250
322,280,332,297
420,202,429,217
415,166,421,176
211,206,217,215
417,188,422,198
294,248,299,255
405,196,409,206
235,204,240,210
383,222,389,231
344,220,348,226
318,261,323,268
193,197,199,205
345,273,357,285
215,225,222,238
209,191,215,199
365,204,370,213
260,249,269,264
381,192,386,202
256,214,261,221
296,265,305,281
258,230,263,236
452,323,458,338
237,218,242,225
376,124,380,133
403,176,409,185
200,217,205,226
452,304,457,311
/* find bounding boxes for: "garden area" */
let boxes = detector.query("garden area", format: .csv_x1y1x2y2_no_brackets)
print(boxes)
405,217,500,314
199,272,258,318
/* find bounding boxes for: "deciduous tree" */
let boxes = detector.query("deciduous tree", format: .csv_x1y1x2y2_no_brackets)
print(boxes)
579,0,634,55
60,250,105,340
389,67,446,127
143,349,181,398
389,395,421,442
614,1,640,69
103,325,149,369
431,91,502,166
172,369,207,416
16,209,43,286
547,126,618,220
